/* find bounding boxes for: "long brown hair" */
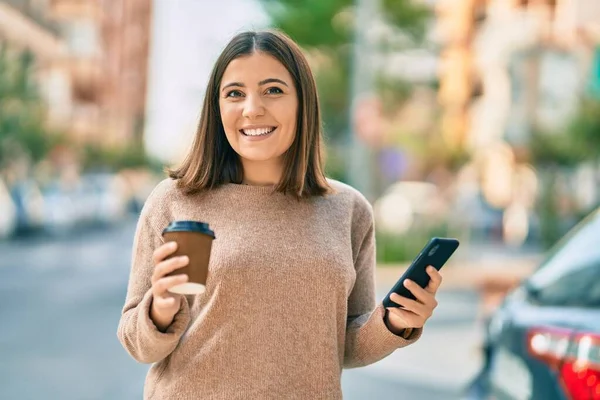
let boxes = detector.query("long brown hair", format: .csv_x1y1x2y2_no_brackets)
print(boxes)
168,30,331,198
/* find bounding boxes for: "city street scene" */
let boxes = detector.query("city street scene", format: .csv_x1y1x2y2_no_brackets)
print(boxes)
1,0,599,399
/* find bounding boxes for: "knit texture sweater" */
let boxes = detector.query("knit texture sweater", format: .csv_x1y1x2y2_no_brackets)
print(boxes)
117,178,422,399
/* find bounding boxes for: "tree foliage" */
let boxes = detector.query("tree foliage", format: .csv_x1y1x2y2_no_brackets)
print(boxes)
0,46,59,168
258,0,430,143
531,98,600,166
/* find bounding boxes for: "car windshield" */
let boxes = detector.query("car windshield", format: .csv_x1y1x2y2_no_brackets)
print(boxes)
526,208,600,307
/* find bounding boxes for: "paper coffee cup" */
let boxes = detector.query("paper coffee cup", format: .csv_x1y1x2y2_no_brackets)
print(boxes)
162,221,215,295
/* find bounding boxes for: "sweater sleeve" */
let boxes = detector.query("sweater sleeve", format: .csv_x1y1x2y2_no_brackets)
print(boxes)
117,204,191,364
343,195,422,369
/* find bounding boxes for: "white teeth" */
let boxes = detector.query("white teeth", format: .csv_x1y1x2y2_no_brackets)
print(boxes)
242,127,275,136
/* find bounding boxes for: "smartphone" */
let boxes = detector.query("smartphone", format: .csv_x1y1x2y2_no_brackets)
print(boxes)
382,237,460,308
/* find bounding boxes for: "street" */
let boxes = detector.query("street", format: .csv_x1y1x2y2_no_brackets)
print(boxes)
0,220,481,400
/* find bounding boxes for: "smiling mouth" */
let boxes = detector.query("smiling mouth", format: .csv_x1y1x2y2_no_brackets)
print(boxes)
240,127,277,137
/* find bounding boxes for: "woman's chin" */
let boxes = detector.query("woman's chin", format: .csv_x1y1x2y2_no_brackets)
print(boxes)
238,151,281,163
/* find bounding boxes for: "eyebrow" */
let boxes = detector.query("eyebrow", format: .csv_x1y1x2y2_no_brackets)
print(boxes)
221,78,289,92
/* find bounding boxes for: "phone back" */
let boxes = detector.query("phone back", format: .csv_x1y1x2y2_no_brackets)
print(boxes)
382,237,459,308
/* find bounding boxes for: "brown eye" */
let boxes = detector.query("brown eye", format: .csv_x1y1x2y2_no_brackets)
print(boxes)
226,90,244,98
265,87,283,95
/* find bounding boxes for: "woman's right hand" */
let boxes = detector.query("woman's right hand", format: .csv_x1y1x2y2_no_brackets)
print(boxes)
150,241,189,332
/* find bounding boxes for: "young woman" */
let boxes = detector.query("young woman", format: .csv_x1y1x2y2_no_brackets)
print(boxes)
118,29,442,399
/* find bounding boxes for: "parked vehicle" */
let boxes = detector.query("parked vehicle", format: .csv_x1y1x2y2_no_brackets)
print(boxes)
80,172,129,226
41,181,79,236
0,177,17,239
9,179,46,234
42,173,129,236
466,207,600,400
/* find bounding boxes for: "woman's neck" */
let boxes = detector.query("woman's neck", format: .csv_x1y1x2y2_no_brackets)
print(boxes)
240,158,283,186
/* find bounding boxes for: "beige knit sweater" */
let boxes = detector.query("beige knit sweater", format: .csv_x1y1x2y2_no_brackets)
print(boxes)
117,178,422,399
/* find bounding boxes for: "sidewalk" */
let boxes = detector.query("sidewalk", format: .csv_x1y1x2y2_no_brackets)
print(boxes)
365,245,542,393
358,321,484,394
367,274,486,395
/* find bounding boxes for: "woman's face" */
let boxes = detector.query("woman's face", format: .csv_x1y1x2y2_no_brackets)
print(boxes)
219,52,298,167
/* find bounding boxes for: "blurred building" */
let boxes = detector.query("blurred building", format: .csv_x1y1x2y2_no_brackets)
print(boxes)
434,0,485,148
0,1,67,117
50,0,152,147
101,0,152,147
434,0,600,245
0,0,152,148
1,0,60,33
435,0,600,151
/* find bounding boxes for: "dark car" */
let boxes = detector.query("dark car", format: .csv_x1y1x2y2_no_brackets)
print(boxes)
467,207,600,400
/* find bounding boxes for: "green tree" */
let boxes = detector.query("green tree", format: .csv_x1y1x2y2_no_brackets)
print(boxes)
258,0,430,146
569,98,600,161
531,98,600,167
81,142,162,173
0,45,59,169
530,98,600,248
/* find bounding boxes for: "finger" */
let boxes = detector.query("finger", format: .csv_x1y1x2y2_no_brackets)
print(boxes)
387,307,425,328
425,266,443,294
152,256,189,283
164,297,177,306
152,241,178,265
390,293,428,316
403,279,438,309
153,274,188,296
155,296,177,308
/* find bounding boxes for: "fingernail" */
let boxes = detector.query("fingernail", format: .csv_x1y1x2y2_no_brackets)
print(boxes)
428,266,435,272
179,256,189,262
404,280,412,287
169,242,177,248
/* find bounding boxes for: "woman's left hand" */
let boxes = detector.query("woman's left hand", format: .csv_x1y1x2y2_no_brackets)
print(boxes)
385,266,442,333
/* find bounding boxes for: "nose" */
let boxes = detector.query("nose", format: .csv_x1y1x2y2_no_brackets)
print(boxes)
242,94,265,119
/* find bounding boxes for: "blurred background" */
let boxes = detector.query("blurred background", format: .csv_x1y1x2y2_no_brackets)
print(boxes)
1,0,599,399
